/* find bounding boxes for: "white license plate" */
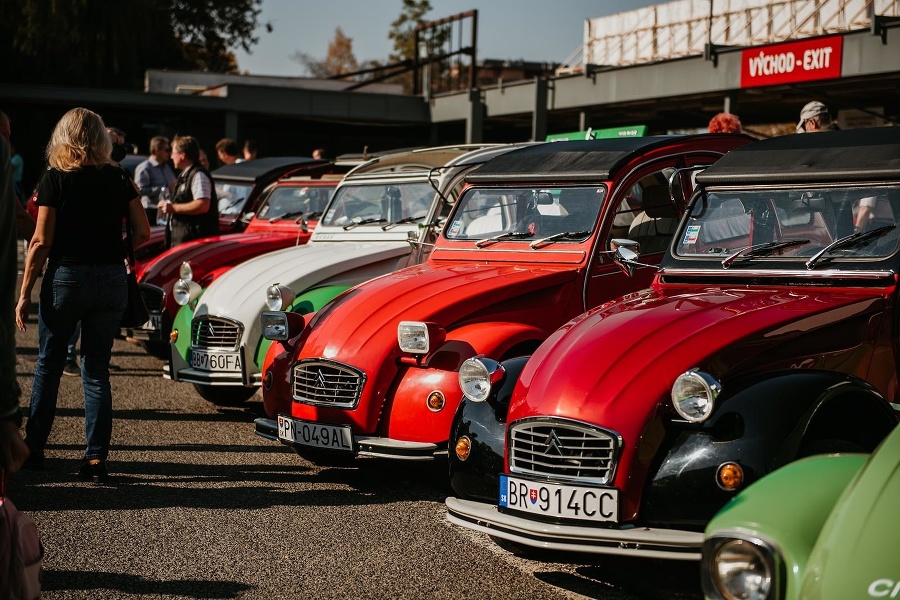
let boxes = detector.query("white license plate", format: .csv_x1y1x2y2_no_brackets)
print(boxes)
190,349,241,372
277,415,353,451
149,313,162,330
499,474,618,522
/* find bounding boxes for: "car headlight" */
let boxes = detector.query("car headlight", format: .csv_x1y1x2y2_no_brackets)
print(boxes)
458,356,504,403
397,321,446,355
702,537,776,600
671,369,721,422
179,261,193,282
265,284,296,311
172,279,202,306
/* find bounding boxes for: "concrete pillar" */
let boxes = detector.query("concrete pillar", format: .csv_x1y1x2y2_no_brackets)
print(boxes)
532,77,548,141
466,88,484,144
224,110,240,142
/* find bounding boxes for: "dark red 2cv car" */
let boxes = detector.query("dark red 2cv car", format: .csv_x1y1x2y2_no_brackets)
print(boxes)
445,126,900,561
258,134,751,464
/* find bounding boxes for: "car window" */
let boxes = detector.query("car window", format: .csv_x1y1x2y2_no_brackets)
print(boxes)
609,168,679,254
444,186,606,241
255,185,336,220
321,182,436,227
216,182,254,216
676,186,900,260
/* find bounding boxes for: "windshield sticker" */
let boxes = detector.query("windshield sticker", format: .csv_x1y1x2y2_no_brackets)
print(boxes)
683,225,701,245
448,221,463,236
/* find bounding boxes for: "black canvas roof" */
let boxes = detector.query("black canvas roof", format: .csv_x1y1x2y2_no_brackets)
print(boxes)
698,127,900,186
465,136,686,184
212,156,326,182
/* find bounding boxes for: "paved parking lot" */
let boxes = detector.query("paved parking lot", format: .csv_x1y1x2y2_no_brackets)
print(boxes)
9,270,701,599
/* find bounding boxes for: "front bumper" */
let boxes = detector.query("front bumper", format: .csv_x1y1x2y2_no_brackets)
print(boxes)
445,497,702,561
165,342,260,386
121,311,166,342
254,417,443,461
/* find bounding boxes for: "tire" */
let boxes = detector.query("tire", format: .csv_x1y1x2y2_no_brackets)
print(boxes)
798,438,866,458
192,383,258,406
140,340,170,360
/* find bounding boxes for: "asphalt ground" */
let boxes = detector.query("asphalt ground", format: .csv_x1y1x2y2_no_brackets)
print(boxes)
8,259,703,599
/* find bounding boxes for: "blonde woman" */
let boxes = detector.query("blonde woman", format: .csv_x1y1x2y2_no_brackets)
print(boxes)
15,107,150,483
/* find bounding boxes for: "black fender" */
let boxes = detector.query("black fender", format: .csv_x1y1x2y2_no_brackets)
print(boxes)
448,356,530,501
640,369,898,530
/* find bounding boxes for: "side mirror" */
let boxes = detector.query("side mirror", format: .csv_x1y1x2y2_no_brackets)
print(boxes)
407,230,418,247
610,238,642,277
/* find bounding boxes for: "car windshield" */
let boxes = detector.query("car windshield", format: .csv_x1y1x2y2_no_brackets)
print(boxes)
255,185,336,221
675,185,900,263
321,182,435,227
216,182,254,216
444,186,605,242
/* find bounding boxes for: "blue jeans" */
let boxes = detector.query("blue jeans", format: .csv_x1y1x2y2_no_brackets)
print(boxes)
26,263,127,461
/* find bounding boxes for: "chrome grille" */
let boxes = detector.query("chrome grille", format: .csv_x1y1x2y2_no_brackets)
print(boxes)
292,359,365,409
509,419,619,485
191,317,242,350
139,284,165,313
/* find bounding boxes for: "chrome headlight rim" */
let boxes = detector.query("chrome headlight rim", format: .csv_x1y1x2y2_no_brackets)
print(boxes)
701,532,780,600
172,279,202,306
458,356,504,403
671,368,721,423
398,321,430,354
265,283,296,311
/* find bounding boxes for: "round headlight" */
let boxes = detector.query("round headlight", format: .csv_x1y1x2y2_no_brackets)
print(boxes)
711,539,773,600
173,279,192,306
179,261,193,282
459,358,491,402
265,284,295,311
671,369,721,423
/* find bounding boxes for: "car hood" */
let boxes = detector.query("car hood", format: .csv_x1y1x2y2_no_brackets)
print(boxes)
511,286,886,467
195,241,412,341
800,426,900,599
138,232,297,285
299,261,577,364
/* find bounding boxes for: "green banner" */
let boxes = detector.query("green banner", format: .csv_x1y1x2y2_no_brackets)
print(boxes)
545,125,647,141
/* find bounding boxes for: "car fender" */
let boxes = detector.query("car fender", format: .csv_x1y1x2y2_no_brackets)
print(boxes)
448,356,529,501
702,454,866,600
641,370,896,528
440,322,547,363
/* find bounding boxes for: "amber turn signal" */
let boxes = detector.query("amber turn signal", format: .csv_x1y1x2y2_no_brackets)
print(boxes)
426,391,445,412
716,462,744,491
454,436,471,461
263,371,273,390
169,329,178,342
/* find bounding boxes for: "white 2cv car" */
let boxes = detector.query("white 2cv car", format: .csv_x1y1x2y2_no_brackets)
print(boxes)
164,144,530,405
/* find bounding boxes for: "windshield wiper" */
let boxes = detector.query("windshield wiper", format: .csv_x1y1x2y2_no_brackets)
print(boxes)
530,230,590,249
721,239,810,268
475,231,534,248
343,217,388,230
382,215,426,230
805,225,896,270
221,196,246,213
269,210,305,223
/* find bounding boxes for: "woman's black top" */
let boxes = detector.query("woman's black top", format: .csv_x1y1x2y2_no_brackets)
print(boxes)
36,164,137,265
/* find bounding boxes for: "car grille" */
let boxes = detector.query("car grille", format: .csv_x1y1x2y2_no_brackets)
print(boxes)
292,359,365,409
191,317,242,351
508,419,620,485
139,284,165,314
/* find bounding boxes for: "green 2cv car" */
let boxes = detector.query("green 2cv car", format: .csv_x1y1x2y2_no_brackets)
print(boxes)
702,422,900,600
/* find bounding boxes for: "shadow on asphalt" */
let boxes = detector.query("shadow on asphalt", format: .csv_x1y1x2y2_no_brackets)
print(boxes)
40,569,251,598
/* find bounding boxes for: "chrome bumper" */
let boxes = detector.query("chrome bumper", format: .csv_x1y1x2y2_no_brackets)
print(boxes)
445,497,702,561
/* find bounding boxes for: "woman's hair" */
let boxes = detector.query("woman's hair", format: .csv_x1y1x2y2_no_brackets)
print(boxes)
708,112,743,134
46,107,113,171
172,135,200,163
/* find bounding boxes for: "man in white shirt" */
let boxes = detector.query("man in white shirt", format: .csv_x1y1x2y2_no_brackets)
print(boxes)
134,136,176,223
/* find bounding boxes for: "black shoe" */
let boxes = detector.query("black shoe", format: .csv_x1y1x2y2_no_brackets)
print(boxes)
22,449,44,471
78,459,109,484
63,361,80,377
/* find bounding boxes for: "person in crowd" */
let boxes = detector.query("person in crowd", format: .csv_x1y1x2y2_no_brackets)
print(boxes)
0,115,29,474
215,138,240,166
312,148,326,160
0,111,35,239
243,140,258,161
796,101,839,133
708,112,742,133
158,135,218,248
199,148,210,171
9,141,23,203
107,126,129,163
15,107,150,483
134,136,176,223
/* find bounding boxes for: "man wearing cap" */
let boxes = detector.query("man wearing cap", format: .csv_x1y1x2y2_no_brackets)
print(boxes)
796,101,839,133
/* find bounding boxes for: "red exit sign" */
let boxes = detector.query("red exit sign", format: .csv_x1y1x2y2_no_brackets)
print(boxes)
740,36,843,88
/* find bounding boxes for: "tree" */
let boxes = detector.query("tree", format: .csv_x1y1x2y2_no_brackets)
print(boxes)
0,0,264,89
291,27,359,78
